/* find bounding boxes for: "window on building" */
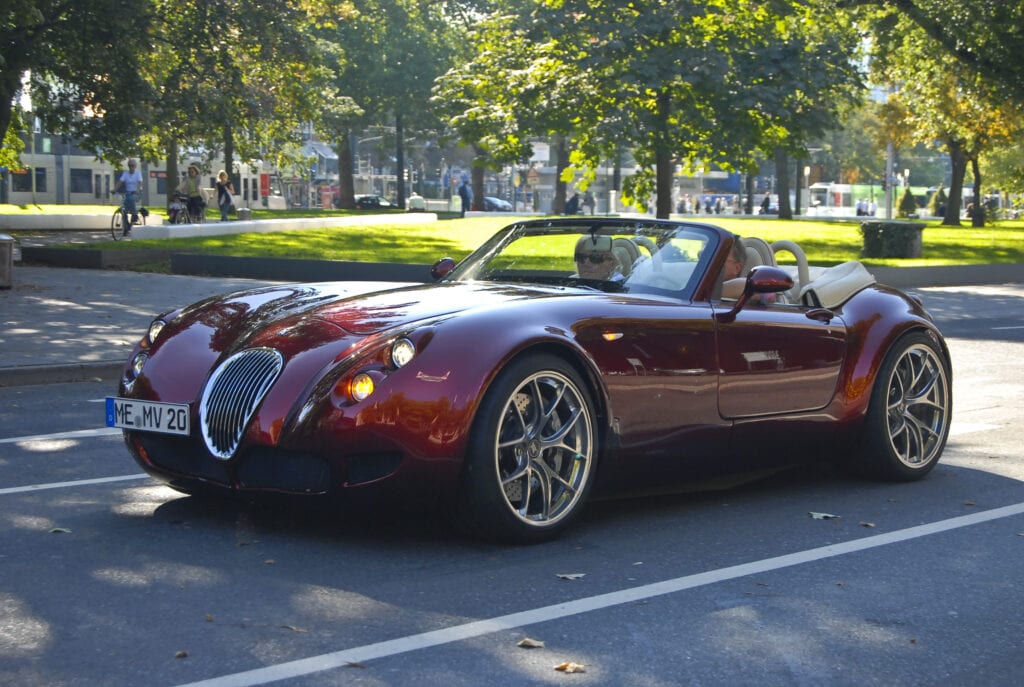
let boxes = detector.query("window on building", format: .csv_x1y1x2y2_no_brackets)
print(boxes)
12,168,47,193
70,169,93,194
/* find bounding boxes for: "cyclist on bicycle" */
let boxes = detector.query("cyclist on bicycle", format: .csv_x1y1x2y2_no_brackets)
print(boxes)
114,159,143,236
176,163,206,223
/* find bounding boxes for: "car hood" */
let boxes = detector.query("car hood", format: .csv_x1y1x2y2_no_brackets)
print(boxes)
306,281,583,335
174,280,593,345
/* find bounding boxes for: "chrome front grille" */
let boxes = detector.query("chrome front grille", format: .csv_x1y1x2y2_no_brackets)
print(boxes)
200,348,284,460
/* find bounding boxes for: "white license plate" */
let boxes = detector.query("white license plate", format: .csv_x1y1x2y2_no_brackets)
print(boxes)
106,397,191,436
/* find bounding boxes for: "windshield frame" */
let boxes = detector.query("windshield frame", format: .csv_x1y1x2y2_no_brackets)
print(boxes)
441,217,726,301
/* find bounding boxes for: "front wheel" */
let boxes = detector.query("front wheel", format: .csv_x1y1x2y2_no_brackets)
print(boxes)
111,210,123,240
454,354,598,543
856,331,952,481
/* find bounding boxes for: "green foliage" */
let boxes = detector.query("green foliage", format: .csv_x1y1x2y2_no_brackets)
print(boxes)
0,0,150,163
926,185,947,217
897,187,919,217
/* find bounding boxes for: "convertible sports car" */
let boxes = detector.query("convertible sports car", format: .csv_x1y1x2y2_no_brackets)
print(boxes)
106,218,952,543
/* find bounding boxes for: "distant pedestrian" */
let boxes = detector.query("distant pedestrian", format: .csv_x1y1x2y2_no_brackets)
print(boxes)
215,170,235,221
582,190,595,215
457,180,473,217
565,192,581,215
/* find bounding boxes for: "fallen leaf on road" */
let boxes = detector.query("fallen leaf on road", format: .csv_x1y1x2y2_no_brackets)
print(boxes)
809,512,840,520
518,638,545,649
175,651,188,659
49,527,72,534
556,573,585,580
281,625,309,633
555,661,586,673
859,521,876,528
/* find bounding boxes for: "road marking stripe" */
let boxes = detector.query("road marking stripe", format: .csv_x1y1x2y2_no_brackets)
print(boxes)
0,474,149,495
0,427,121,444
175,501,1024,687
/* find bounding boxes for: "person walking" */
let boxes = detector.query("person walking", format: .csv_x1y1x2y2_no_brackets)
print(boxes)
458,179,473,218
215,170,235,221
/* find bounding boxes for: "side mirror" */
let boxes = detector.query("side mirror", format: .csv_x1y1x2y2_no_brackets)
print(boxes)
747,265,794,295
715,266,793,322
431,257,457,281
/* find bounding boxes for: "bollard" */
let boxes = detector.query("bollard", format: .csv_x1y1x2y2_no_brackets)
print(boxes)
0,234,13,289
236,207,252,221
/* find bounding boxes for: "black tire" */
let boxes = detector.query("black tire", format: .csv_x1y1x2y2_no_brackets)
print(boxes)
453,354,598,543
856,331,952,481
111,210,123,240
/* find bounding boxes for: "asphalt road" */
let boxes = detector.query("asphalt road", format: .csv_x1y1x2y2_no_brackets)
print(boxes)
1,285,1022,686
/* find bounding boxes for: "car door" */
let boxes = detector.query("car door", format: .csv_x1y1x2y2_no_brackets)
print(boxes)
713,302,847,419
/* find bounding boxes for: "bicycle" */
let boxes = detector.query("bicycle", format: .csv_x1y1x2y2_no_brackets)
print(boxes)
169,193,206,224
111,192,148,240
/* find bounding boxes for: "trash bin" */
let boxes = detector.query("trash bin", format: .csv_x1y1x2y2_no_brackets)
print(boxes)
236,207,252,221
0,234,13,289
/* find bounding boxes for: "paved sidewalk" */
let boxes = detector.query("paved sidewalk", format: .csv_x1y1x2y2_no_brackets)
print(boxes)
0,266,277,386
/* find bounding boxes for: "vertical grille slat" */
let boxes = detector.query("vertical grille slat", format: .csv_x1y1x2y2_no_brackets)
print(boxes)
200,348,284,460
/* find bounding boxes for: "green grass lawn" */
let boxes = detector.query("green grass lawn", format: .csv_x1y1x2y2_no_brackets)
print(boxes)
8,203,1024,268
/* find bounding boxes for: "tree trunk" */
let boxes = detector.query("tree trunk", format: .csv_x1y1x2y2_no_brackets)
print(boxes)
775,148,793,219
970,156,985,227
337,132,355,209
471,145,486,211
222,125,235,190
943,139,966,226
655,147,673,219
165,141,179,209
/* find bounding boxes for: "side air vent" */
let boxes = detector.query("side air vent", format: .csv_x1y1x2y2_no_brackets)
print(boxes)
200,348,284,460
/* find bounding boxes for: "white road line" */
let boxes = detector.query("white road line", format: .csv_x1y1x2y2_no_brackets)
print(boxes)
991,325,1024,330
948,422,998,437
175,501,1024,687
0,474,149,495
0,427,121,444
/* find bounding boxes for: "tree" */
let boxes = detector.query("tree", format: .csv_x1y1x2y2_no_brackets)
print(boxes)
321,0,459,209
1,1,149,162
870,9,1023,226
840,0,1024,106
437,0,863,219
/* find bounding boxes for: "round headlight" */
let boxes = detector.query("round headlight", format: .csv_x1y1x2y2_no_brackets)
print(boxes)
390,338,416,368
131,352,148,378
349,373,375,402
147,319,166,345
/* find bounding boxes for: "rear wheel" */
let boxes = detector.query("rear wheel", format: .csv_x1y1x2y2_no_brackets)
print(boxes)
857,331,951,480
454,354,597,543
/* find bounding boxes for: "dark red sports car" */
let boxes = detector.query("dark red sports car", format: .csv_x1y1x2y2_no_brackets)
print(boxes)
107,218,952,542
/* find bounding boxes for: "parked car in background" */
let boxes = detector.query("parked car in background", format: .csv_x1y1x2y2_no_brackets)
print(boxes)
107,217,952,543
483,196,513,212
354,194,396,210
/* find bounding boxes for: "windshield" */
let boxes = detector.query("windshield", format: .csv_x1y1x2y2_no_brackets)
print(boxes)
444,218,719,299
